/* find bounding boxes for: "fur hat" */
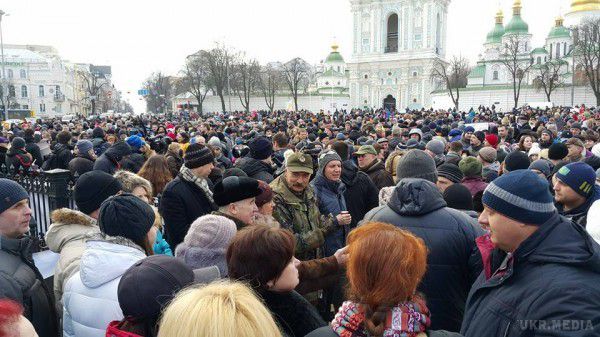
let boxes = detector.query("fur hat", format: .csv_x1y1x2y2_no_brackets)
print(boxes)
113,170,153,197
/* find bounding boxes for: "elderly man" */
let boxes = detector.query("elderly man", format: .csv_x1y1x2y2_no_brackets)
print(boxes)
212,176,262,229
354,145,394,190
0,179,58,337
565,138,585,163
461,170,600,337
160,143,217,248
270,152,337,260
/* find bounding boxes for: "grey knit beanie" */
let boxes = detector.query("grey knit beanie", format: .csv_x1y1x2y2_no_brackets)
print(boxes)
175,214,237,277
318,150,342,176
396,149,438,183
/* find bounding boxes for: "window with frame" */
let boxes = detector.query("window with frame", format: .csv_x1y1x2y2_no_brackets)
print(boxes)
493,71,499,80
7,69,13,79
20,69,26,79
21,85,27,98
39,85,44,97
8,85,15,97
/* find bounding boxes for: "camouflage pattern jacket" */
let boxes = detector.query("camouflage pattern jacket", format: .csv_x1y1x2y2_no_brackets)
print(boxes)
270,175,334,260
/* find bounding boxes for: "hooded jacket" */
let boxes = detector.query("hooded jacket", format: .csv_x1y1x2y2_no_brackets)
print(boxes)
68,153,95,178
46,143,72,170
234,156,275,183
359,159,394,190
0,235,59,337
311,174,348,257
5,146,32,172
340,160,379,229
556,185,600,228
45,208,99,315
461,213,600,337
363,178,484,332
93,142,131,175
62,236,146,337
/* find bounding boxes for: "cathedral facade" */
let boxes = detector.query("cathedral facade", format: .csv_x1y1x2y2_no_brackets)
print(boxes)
347,0,450,110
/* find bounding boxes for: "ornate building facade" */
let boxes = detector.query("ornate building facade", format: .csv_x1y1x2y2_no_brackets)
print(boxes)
347,0,450,110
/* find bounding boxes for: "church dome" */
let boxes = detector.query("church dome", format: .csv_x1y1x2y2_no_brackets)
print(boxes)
504,0,529,35
486,9,505,43
548,16,571,39
325,44,345,63
571,0,600,12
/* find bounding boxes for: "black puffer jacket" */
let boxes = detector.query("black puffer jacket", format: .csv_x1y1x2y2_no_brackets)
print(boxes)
259,290,326,337
68,154,95,178
360,159,394,190
234,156,275,183
0,235,58,337
93,141,132,175
46,143,72,170
341,160,379,229
363,178,484,332
25,138,44,167
461,214,600,337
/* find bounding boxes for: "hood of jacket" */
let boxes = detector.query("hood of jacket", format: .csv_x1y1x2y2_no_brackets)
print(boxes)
105,142,132,162
387,178,446,216
341,160,359,186
79,237,146,288
517,213,600,272
46,208,98,254
52,143,69,154
236,156,274,177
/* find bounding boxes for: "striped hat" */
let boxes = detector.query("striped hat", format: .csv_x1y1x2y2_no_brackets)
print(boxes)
555,162,596,197
482,169,555,225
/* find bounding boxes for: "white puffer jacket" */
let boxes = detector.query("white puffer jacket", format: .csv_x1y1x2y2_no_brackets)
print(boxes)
62,237,146,337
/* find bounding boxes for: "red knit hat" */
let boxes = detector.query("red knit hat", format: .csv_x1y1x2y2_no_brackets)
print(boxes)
485,134,499,149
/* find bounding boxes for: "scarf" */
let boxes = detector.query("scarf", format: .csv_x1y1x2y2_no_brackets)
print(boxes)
331,297,430,337
179,165,214,203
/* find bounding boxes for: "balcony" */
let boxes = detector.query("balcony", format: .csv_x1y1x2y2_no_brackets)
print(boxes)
54,94,65,102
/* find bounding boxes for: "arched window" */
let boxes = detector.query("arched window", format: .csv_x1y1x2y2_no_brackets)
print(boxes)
386,13,399,53
537,56,541,64
8,85,15,97
563,42,567,56
20,69,26,79
21,85,27,98
549,44,553,59
493,71,499,80
7,69,13,79
39,85,44,97
556,44,560,59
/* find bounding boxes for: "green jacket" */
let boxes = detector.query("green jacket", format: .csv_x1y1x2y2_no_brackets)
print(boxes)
270,175,334,260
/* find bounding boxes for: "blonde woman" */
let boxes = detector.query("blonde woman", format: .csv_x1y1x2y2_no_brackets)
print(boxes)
157,281,283,337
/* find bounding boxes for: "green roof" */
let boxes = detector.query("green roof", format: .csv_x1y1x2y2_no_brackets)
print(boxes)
504,14,529,35
468,65,486,78
548,25,570,39
325,51,344,63
486,23,505,43
321,69,344,77
531,47,548,54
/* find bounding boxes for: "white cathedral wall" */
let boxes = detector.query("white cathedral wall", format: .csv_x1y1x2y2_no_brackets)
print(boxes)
431,85,597,111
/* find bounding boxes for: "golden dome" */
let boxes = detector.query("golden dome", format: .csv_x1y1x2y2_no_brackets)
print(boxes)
512,0,522,15
555,15,564,26
331,43,339,52
495,9,504,24
571,0,600,12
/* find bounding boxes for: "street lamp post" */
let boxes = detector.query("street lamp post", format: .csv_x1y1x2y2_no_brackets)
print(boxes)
0,10,8,120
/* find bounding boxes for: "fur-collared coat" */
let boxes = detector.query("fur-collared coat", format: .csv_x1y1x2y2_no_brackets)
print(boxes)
45,208,99,315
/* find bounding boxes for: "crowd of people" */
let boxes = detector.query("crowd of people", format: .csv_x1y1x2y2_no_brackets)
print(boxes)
1,104,600,336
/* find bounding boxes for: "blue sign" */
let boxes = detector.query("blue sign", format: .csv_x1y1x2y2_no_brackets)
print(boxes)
138,89,149,96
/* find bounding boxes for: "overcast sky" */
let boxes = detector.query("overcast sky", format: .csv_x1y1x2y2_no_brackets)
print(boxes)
3,0,570,112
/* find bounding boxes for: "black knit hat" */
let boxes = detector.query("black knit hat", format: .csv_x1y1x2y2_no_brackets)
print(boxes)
11,137,26,150
118,255,194,319
504,151,531,172
249,137,273,160
548,143,569,161
213,176,262,207
74,171,122,215
443,183,474,211
98,194,155,242
437,163,464,183
0,178,29,215
184,144,214,169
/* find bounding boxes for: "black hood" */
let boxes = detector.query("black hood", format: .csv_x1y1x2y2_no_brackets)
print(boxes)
387,178,446,216
341,160,359,186
105,141,132,161
236,156,273,177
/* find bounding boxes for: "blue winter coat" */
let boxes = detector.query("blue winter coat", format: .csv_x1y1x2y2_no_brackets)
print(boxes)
153,229,173,256
461,213,600,337
363,178,484,332
311,174,348,257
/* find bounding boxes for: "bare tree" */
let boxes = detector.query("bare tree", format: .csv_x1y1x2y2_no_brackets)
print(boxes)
231,56,260,113
201,44,237,113
430,56,470,111
143,72,173,114
78,69,109,115
500,35,534,109
574,18,600,106
532,59,566,102
0,81,17,118
282,58,311,112
258,65,282,114
181,52,213,114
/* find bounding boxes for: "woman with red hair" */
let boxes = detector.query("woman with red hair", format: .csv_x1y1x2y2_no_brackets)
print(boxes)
307,222,461,337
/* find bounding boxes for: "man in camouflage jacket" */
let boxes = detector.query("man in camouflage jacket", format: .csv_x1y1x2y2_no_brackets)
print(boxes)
270,152,335,261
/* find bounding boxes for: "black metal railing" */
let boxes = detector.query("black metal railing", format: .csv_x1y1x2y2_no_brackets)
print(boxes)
0,166,74,251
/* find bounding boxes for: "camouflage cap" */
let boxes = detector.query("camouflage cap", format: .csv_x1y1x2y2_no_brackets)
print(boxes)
286,152,314,174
